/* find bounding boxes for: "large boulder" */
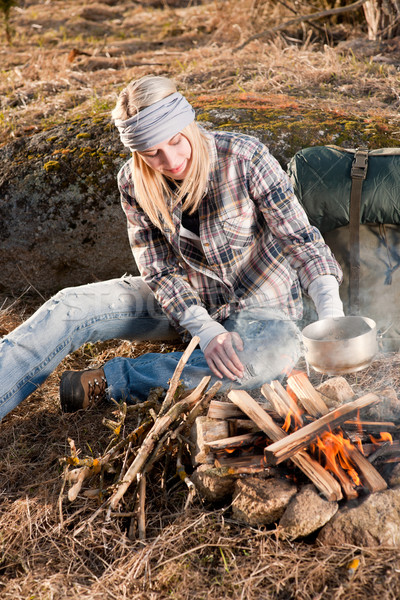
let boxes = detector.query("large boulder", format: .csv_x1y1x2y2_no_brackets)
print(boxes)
0,115,132,297
2,100,398,296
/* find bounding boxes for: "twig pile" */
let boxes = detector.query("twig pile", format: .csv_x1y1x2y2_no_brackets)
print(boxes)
59,336,222,539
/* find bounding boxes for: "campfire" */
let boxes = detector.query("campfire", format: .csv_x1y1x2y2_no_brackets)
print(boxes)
61,337,400,543
198,372,398,503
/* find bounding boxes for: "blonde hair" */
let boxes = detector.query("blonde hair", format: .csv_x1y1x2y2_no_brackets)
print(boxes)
112,76,210,231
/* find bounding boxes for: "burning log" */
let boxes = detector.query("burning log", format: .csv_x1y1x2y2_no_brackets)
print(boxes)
261,381,304,424
228,389,343,501
343,420,397,433
278,376,388,494
264,393,381,465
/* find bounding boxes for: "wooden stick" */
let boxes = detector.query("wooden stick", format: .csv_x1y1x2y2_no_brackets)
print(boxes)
264,393,380,465
159,335,200,415
228,390,342,501
172,378,220,439
109,396,195,508
207,400,246,419
205,431,267,451
262,380,304,423
137,474,146,541
287,373,329,417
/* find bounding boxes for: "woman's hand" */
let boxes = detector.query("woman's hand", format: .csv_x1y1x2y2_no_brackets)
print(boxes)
204,332,245,380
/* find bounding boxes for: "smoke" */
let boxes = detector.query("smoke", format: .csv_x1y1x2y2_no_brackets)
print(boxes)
224,306,302,389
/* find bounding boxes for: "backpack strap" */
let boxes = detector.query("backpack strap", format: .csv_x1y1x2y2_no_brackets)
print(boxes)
349,147,369,314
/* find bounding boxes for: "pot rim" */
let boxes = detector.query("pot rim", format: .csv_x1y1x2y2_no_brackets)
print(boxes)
302,315,377,344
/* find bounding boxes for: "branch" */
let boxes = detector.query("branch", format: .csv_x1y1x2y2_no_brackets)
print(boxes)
233,0,368,52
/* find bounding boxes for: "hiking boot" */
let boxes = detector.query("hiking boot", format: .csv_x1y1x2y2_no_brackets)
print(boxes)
60,367,107,413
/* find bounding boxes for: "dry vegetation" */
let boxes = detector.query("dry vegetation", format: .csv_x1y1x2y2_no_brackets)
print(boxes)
2,1,400,598
1,0,400,145
2,296,400,599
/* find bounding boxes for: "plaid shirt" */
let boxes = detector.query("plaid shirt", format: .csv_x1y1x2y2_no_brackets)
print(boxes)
118,130,342,336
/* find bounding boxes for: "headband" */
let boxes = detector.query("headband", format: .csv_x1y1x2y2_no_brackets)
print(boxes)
114,91,195,152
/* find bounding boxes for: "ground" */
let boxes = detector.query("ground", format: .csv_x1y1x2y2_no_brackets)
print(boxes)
2,1,400,598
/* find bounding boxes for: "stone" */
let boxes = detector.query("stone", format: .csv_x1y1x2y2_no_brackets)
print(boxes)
278,484,339,540
0,117,134,297
365,387,400,422
190,464,236,503
317,488,400,547
388,463,400,488
315,377,355,408
232,477,297,526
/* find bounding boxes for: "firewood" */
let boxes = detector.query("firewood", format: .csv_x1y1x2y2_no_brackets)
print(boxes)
341,445,387,492
264,393,381,465
367,441,393,464
190,416,229,465
343,420,397,433
363,440,400,459
228,390,343,501
287,373,330,416
214,454,270,474
207,400,246,419
262,380,304,424
205,431,267,451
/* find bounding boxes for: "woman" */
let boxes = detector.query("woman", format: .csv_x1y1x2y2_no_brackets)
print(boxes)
0,75,343,418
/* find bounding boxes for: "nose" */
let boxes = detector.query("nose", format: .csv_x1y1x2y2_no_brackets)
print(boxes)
160,148,177,169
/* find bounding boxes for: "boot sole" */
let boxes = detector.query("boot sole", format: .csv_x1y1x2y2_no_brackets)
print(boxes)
60,371,85,413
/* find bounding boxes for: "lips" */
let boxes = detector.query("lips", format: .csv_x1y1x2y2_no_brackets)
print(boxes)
168,161,186,174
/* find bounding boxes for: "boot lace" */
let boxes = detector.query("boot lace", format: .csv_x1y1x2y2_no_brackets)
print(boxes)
87,376,107,405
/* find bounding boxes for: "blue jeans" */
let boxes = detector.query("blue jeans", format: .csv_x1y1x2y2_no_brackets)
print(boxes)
0,276,301,418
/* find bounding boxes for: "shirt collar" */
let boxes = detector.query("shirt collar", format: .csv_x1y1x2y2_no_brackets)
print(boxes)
202,129,218,191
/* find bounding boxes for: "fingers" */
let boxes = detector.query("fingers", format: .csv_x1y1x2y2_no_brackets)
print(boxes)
204,332,245,380
231,331,244,352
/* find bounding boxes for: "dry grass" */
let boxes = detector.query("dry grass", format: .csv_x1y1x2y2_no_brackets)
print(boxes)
2,299,400,599
1,0,400,143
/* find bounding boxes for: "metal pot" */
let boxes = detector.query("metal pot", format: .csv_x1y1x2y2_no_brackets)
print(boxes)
301,316,378,375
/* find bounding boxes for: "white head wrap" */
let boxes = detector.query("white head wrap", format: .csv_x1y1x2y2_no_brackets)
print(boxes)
114,91,195,152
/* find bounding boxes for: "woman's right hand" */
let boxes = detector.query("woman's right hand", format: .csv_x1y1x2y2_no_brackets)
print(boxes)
203,331,245,380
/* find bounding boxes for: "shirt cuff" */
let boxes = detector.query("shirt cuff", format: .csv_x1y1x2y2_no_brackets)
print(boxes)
307,275,344,320
179,305,228,351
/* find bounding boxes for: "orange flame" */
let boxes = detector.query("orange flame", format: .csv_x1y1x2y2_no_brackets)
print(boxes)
281,404,304,433
313,430,361,487
282,409,293,433
370,432,393,445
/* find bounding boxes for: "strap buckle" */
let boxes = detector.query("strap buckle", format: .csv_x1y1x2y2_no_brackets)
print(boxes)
351,147,369,180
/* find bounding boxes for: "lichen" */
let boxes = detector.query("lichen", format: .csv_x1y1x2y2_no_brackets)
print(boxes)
43,160,60,172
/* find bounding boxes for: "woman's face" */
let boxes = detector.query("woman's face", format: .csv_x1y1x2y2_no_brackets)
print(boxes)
138,133,192,180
